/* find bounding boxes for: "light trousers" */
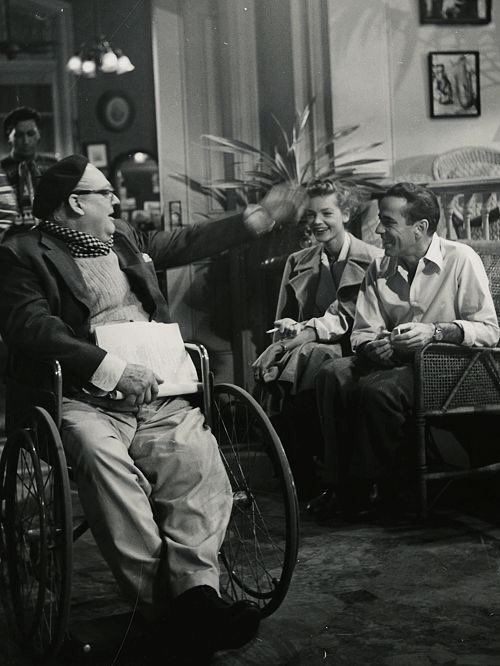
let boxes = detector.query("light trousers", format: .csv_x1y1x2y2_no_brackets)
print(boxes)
61,396,233,619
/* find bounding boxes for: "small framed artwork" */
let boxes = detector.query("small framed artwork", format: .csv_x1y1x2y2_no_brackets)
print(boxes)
419,0,491,24
429,51,480,118
169,201,183,228
83,142,109,168
97,91,135,132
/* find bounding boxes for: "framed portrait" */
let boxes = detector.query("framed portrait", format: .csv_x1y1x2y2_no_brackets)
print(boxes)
428,51,480,118
169,200,183,228
419,0,491,25
83,142,109,168
97,91,135,132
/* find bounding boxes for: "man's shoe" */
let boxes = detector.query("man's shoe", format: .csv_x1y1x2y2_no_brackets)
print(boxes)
306,488,347,520
305,487,335,515
172,585,261,653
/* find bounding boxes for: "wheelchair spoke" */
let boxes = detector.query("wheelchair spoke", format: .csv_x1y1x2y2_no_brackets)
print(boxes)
213,383,299,617
2,407,72,659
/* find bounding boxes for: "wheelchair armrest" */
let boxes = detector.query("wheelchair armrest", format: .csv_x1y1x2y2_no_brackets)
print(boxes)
184,342,213,427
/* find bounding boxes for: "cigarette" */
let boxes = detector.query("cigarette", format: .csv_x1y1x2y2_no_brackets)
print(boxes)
266,327,279,334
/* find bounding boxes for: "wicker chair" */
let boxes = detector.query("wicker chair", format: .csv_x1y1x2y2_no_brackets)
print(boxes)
415,240,500,518
432,147,500,239
432,146,500,180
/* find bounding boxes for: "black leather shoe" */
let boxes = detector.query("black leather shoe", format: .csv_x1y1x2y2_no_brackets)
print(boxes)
305,488,334,515
306,488,344,520
172,585,261,654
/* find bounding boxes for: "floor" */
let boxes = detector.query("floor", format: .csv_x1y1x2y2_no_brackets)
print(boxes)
1,476,500,666
0,349,499,666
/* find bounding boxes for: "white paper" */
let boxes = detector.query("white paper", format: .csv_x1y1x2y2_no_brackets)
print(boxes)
94,321,199,398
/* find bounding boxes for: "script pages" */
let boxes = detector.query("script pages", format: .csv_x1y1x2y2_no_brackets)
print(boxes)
94,321,199,398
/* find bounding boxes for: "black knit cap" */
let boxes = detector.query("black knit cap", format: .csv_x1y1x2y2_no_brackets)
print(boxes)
32,154,88,220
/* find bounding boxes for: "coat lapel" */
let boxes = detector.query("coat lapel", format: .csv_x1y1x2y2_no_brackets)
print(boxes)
288,245,336,317
113,233,169,320
337,234,377,292
39,234,91,312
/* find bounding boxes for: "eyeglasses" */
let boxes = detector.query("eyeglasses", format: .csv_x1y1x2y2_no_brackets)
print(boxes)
72,189,116,201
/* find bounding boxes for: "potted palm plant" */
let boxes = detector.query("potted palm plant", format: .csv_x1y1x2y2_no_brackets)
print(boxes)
175,101,385,368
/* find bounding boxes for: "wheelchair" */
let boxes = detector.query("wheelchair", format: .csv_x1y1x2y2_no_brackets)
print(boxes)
0,343,299,661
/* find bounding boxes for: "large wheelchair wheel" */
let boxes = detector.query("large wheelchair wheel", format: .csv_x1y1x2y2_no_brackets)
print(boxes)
213,383,299,618
2,406,72,660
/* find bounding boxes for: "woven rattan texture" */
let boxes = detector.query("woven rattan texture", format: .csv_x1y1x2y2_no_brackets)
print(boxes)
421,350,500,412
433,147,500,235
432,147,500,180
478,253,500,318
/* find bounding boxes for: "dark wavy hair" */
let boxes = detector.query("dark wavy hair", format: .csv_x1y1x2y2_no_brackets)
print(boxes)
4,106,41,138
306,179,361,216
384,182,441,234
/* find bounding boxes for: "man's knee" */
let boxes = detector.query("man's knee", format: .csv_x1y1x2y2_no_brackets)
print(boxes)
358,367,414,411
316,356,356,390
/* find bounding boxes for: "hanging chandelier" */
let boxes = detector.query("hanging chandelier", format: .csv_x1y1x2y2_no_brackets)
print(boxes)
66,35,134,77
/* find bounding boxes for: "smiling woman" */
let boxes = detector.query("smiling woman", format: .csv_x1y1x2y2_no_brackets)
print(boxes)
253,178,382,498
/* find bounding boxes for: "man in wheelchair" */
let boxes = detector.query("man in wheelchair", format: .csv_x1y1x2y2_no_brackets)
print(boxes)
0,154,303,659
315,182,500,518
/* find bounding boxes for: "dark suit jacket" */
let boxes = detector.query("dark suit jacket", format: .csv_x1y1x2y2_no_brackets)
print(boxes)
0,214,254,394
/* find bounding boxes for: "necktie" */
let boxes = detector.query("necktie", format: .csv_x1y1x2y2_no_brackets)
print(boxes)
17,161,35,222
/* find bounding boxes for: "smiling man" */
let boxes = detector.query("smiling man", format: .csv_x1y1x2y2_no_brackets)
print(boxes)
0,154,305,660
314,182,499,518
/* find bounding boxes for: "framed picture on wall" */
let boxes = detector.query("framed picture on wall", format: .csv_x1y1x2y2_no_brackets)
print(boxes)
83,142,109,168
97,91,135,132
428,51,480,118
419,0,491,25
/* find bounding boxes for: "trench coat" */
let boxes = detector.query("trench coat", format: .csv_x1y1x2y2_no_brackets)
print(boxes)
271,233,382,393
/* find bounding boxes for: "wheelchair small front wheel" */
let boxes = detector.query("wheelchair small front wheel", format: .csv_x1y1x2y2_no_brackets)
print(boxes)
213,383,299,618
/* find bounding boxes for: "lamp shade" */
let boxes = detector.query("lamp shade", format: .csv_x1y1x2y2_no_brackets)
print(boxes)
81,59,97,78
101,49,118,73
66,54,83,74
116,54,135,75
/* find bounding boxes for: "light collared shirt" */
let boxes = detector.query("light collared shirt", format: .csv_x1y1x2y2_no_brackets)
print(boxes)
351,233,499,349
305,233,352,342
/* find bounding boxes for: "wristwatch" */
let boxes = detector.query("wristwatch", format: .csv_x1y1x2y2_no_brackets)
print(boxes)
432,324,444,342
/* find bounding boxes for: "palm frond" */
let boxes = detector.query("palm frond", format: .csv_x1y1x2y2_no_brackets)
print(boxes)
179,100,385,210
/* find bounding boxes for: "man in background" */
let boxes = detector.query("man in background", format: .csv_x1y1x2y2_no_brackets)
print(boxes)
1,106,57,229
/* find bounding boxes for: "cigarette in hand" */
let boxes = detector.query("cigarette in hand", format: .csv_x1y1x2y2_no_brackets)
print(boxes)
266,327,279,334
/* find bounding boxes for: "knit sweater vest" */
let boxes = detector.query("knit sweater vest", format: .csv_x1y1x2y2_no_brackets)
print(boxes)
75,252,149,328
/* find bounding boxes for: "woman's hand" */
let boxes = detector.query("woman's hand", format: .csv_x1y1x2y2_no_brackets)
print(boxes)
252,342,287,383
274,318,305,338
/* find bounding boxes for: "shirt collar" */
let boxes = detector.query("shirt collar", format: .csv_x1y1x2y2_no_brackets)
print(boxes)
423,233,443,269
387,232,443,277
321,232,351,267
